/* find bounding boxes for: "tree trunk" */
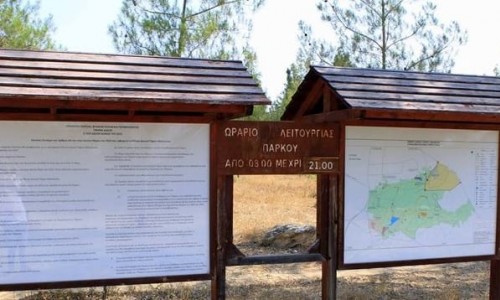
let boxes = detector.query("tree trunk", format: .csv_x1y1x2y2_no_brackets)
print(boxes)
177,0,189,57
381,0,387,69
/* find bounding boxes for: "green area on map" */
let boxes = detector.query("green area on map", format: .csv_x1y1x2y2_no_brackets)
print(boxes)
367,162,474,239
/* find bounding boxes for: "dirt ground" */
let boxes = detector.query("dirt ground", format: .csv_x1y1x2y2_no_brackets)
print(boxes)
336,261,490,299
225,259,491,299
0,260,491,299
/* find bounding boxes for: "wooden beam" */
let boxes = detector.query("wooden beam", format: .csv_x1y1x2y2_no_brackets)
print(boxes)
0,111,245,123
302,108,500,124
491,259,500,298
315,66,500,85
0,98,252,114
322,86,332,113
323,76,500,95
293,80,325,119
212,175,233,300
0,67,257,85
0,86,268,105
301,110,365,123
0,76,264,94
227,254,324,266
0,60,252,78
0,49,247,70
361,108,500,124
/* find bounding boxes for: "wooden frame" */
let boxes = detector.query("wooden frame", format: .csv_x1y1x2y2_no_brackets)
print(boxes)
212,120,341,299
0,120,215,291
3,50,500,299
213,173,330,299
283,66,500,299
0,49,270,296
336,120,500,270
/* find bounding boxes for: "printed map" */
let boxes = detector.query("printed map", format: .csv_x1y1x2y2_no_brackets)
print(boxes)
368,162,473,239
344,126,498,264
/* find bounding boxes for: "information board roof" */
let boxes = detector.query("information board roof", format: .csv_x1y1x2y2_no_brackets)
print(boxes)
282,66,500,123
0,49,269,120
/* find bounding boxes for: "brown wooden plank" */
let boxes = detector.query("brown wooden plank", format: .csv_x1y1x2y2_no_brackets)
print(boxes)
315,66,500,85
347,98,500,113
0,77,264,94
0,86,270,104
0,97,253,114
213,175,233,300
330,83,500,101
0,102,250,121
227,254,324,266
0,49,245,70
366,109,500,124
0,67,257,86
217,121,339,175
322,86,333,112
325,174,339,300
491,260,500,300
294,80,326,119
0,113,220,123
0,60,251,78
324,75,500,93
340,91,500,106
301,110,364,123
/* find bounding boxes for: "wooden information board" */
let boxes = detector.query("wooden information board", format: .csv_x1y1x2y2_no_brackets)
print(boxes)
0,121,211,288
217,121,339,175
342,125,499,267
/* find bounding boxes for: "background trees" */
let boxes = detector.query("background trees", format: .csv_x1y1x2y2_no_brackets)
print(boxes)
0,0,58,50
315,0,467,72
4,0,468,120
109,0,263,60
270,21,354,120
271,0,468,120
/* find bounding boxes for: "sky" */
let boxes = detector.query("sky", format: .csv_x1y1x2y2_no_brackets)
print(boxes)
37,0,500,101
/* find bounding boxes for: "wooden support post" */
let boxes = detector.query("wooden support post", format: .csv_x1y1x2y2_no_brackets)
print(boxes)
490,260,500,299
328,175,338,300
212,175,233,300
319,175,329,299
320,175,338,299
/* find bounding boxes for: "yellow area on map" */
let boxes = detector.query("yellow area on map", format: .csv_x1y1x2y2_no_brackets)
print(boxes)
425,162,461,191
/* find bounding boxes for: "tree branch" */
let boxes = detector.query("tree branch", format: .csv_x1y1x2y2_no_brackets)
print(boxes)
188,0,240,18
385,0,406,16
315,50,335,66
404,41,451,70
134,0,241,20
358,0,382,19
386,20,425,49
134,4,183,19
328,2,383,50
135,41,157,55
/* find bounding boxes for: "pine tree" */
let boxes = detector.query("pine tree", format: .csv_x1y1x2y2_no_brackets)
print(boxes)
0,0,58,50
271,22,352,120
109,0,263,60
315,0,467,71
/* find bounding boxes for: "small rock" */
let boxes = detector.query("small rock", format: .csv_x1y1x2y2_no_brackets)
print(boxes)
260,224,316,249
